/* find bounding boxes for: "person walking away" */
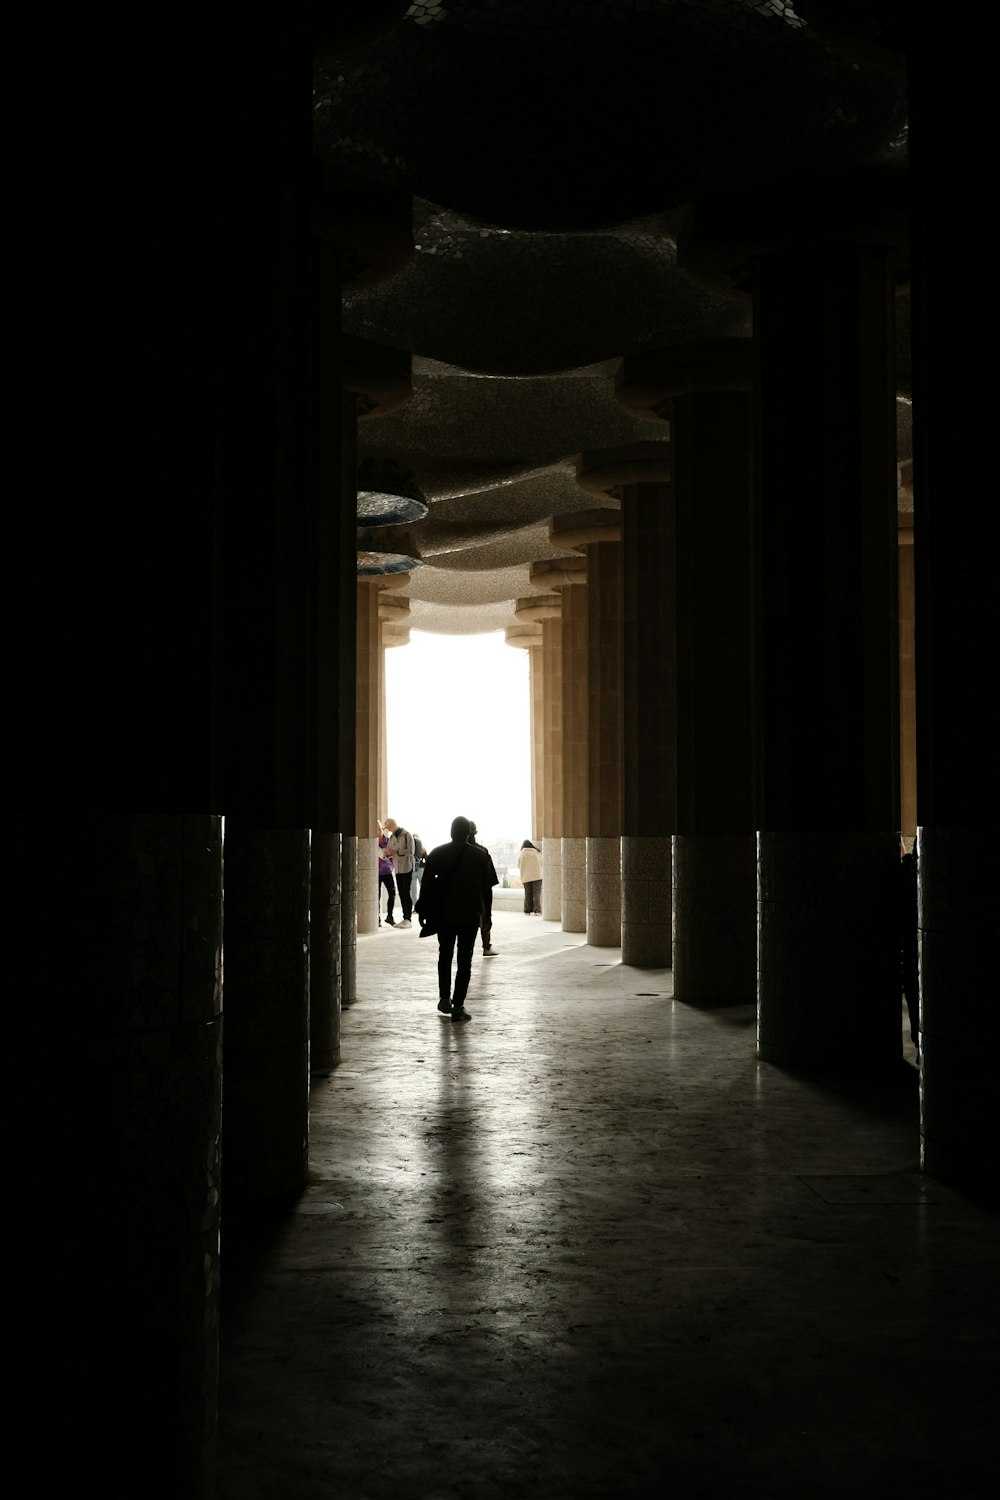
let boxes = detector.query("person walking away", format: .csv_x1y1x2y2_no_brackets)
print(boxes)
518,838,543,913
469,821,499,956
385,817,415,926
377,822,396,926
417,816,494,1022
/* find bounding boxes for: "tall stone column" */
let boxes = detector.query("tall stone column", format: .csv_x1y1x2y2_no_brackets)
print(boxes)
16,818,224,1496
224,822,311,1197
505,622,544,842
554,504,624,948
531,556,589,931
617,348,756,996
680,168,906,1070
908,18,997,1194
340,340,413,998
516,591,567,918
356,578,383,933
897,461,916,846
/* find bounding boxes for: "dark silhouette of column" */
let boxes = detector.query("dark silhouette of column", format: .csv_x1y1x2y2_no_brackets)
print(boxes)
617,345,755,997
908,16,997,1194
681,167,906,1070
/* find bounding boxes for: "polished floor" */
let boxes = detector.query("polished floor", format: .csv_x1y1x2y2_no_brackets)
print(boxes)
218,911,999,1499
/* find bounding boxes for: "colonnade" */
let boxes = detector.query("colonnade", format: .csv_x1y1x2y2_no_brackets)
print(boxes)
21,14,996,1497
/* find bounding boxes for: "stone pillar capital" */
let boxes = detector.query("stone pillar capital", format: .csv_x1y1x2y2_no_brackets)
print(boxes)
574,442,671,500
616,339,753,418
505,623,543,650
529,556,588,589
514,594,562,623
342,336,413,417
378,592,411,622
551,508,623,555
382,624,411,648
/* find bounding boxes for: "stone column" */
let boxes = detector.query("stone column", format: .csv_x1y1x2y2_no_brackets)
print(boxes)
532,556,589,931
505,623,544,843
908,18,997,1194
554,504,624,947
680,168,906,1071
310,829,342,1076
340,340,414,998
18,817,223,1496
515,592,565,917
356,578,382,933
897,461,916,846
223,823,311,1198
617,348,756,996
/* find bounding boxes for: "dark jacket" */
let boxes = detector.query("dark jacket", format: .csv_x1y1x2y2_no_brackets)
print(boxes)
418,839,494,926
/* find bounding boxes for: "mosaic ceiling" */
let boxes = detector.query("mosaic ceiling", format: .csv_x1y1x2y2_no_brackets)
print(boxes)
316,0,909,634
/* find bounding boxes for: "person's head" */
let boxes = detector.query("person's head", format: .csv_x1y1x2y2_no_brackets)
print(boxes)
521,838,537,850
450,815,471,843
469,821,478,841
384,818,397,833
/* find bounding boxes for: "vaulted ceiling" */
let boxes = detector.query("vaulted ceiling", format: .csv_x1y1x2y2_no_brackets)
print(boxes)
314,1,909,633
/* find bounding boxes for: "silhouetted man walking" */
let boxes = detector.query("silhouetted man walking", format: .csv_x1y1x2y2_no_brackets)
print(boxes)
417,815,494,1022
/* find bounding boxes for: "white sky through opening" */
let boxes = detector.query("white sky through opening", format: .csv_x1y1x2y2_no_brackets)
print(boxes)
384,630,532,854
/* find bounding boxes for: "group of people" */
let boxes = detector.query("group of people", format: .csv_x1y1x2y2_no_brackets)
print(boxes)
376,818,425,928
377,815,545,1021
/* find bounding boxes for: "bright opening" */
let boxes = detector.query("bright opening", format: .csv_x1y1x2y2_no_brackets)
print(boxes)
384,630,532,877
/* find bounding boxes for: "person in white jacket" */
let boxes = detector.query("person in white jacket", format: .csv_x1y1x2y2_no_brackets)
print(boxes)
385,818,415,925
517,839,543,914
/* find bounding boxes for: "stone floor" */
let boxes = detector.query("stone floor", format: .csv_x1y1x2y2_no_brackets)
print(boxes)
217,911,999,1499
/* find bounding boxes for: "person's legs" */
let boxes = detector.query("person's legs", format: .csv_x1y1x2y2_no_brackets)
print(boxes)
452,925,479,1008
437,926,457,1004
480,915,491,951
379,870,395,923
397,870,413,921
523,884,532,914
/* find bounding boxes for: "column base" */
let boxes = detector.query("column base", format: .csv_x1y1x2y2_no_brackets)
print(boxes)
673,834,755,1003
561,837,587,931
918,826,997,1201
341,835,357,1006
222,825,311,1198
356,835,379,933
621,834,670,967
310,829,342,1075
542,837,562,921
587,836,622,948
757,830,900,1072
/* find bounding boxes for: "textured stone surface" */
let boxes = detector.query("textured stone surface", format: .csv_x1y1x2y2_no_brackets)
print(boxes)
757,831,899,1071
587,835,622,948
357,836,380,934
673,834,755,1004
310,830,343,1075
917,828,994,1189
541,837,561,923
560,836,587,934
218,910,998,1500
222,825,311,1200
621,833,670,967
